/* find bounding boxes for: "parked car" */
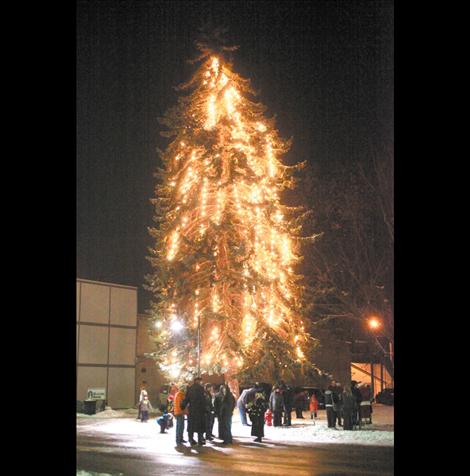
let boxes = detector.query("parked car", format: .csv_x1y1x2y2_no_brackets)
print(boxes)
375,387,394,405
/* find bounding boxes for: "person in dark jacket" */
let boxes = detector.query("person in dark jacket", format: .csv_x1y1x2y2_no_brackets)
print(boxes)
269,386,284,427
293,390,307,419
341,386,356,431
281,384,294,426
213,385,223,439
359,384,373,424
324,382,338,428
247,389,269,442
351,381,363,426
181,377,206,445
334,382,343,427
204,383,216,441
218,384,236,444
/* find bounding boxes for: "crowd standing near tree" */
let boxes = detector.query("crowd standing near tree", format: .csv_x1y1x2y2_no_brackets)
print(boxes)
156,377,374,446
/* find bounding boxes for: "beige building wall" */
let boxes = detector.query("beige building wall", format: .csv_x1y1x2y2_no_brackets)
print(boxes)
135,314,166,408
77,279,137,408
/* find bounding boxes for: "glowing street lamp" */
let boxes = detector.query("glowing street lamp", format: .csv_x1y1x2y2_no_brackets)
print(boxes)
170,319,184,333
367,316,382,331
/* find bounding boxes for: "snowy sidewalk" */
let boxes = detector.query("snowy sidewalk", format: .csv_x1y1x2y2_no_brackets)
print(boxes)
77,404,393,447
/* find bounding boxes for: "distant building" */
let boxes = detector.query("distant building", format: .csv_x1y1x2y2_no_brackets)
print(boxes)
76,278,137,408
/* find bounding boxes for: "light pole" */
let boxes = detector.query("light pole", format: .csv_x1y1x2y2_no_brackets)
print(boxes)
366,316,394,376
197,312,201,378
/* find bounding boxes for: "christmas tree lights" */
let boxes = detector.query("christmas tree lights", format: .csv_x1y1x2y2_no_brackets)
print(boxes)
146,43,317,382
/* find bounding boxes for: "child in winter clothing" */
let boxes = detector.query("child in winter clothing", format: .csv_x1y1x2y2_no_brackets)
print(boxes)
264,408,273,426
157,404,173,433
140,395,152,422
247,391,268,442
309,392,318,419
137,386,148,420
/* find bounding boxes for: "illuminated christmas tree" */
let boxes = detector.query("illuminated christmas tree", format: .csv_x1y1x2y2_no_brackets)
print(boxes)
146,38,318,383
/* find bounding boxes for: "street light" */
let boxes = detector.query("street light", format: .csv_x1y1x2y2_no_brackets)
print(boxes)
170,319,184,333
169,316,201,378
366,314,393,375
367,316,382,331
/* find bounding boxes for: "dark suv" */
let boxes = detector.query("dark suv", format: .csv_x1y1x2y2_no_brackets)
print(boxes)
375,387,394,405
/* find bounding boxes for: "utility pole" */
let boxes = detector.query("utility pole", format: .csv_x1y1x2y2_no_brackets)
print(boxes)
197,311,201,378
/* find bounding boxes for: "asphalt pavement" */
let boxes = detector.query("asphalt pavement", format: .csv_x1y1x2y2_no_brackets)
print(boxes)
77,420,394,476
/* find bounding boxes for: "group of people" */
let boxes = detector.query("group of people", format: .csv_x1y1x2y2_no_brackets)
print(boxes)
138,377,374,445
324,380,372,430
170,378,238,446
264,382,318,427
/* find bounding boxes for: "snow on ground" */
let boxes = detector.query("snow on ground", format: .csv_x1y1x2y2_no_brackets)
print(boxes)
77,408,139,419
77,404,393,447
77,471,122,476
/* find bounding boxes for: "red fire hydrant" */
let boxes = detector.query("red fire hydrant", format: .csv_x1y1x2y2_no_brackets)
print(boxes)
265,409,273,426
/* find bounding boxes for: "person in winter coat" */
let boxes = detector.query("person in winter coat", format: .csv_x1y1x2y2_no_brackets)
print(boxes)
204,383,216,441
324,382,338,428
173,385,188,444
237,386,256,426
140,395,153,422
281,384,294,426
137,383,148,421
341,386,356,431
247,390,269,442
359,384,373,424
181,377,206,445
269,386,284,427
218,384,236,444
351,381,363,426
293,390,307,419
157,404,173,433
213,385,224,439
334,382,343,427
309,392,318,419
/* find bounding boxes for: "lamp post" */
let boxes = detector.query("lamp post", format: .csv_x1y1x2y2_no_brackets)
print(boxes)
197,312,201,378
366,315,394,378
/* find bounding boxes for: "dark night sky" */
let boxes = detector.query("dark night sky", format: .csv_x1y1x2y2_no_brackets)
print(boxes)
77,0,393,313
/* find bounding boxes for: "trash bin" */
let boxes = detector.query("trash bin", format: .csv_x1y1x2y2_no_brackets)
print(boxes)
77,400,84,414
83,399,97,415
95,399,105,413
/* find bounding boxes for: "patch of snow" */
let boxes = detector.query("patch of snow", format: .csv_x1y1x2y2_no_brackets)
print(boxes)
77,404,393,447
77,471,122,476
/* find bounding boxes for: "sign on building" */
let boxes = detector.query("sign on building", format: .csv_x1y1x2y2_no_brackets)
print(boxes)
86,388,106,400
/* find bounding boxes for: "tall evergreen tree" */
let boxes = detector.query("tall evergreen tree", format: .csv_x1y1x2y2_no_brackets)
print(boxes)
145,39,318,383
